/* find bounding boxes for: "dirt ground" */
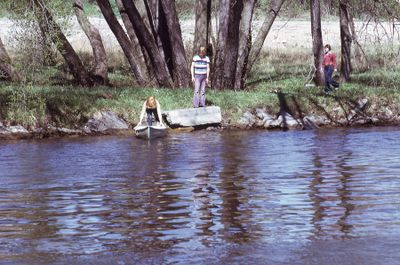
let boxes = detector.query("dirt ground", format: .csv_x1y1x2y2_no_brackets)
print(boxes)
0,17,399,56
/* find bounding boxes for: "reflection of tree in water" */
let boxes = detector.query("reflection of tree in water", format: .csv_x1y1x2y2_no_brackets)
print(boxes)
192,173,216,246
309,152,325,237
217,133,260,244
0,138,193,256
336,155,355,236
107,139,192,252
309,129,355,239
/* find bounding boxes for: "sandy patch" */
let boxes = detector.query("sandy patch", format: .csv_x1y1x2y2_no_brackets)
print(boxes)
0,17,399,56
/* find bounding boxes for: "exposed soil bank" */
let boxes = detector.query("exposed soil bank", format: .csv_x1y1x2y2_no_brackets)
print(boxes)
1,94,399,141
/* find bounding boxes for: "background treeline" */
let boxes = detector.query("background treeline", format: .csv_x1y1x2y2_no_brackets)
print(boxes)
0,0,400,90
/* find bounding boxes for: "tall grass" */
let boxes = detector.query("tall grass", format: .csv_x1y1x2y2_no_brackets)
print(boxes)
0,82,282,128
2,43,400,128
3,70,400,129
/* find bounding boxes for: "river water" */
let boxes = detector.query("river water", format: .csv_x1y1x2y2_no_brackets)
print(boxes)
1,127,400,264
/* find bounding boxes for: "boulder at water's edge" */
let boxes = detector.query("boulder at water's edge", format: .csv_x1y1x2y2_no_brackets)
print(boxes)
163,106,222,128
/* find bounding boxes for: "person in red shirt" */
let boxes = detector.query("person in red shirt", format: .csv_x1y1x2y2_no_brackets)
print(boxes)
322,44,340,93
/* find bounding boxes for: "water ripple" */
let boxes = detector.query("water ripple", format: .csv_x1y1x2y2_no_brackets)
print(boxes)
1,127,400,262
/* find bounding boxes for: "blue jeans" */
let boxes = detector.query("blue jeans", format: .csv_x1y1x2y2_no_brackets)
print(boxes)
324,65,339,91
193,74,207,107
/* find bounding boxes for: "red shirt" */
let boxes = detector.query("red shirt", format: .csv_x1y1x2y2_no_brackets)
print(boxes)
322,52,337,69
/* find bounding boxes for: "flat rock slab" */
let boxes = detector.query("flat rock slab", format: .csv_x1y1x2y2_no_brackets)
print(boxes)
163,106,222,127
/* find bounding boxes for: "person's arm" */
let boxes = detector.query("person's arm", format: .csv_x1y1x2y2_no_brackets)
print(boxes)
138,101,146,124
191,59,195,83
206,57,210,84
332,53,337,71
156,100,164,126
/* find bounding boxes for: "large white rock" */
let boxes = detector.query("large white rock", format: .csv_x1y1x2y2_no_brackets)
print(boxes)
7,125,29,134
163,106,222,127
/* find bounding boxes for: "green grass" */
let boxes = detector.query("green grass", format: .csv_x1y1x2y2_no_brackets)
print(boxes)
2,69,400,129
2,45,400,129
0,84,279,127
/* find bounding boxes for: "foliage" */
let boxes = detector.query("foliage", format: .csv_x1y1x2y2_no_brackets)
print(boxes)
2,61,400,128
351,69,400,88
0,86,47,126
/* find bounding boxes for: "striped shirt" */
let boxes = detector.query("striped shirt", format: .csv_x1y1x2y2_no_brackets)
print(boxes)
192,55,210,75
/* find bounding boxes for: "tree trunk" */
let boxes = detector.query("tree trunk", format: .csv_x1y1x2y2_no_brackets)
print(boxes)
193,0,211,55
310,0,324,86
143,0,159,38
213,0,231,89
324,0,333,15
121,0,173,88
339,0,352,81
213,0,244,90
115,0,152,77
247,0,285,74
147,0,159,26
222,0,244,89
116,0,138,43
234,0,257,90
157,4,174,77
144,0,168,73
159,0,191,87
348,6,369,70
97,0,148,85
33,0,93,87
74,0,108,85
0,36,22,82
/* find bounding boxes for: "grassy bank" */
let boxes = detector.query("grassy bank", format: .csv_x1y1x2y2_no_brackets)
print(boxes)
2,44,400,130
0,83,277,128
1,69,400,130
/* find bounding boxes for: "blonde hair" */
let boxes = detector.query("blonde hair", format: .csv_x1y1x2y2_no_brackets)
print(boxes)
146,96,156,109
199,46,207,55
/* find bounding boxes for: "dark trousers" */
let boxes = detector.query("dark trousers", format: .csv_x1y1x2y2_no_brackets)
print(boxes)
146,108,159,126
324,65,339,91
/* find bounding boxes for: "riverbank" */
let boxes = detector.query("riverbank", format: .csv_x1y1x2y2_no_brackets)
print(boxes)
1,73,400,140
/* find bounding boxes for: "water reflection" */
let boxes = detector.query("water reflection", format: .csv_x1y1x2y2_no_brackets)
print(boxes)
1,127,400,262
218,132,259,244
192,173,215,246
309,129,355,239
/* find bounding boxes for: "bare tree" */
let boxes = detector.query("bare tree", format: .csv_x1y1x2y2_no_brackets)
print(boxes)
33,0,93,87
348,2,369,70
213,0,244,90
339,0,352,81
142,0,167,62
159,0,191,87
234,0,257,90
247,0,286,74
96,0,147,85
121,0,173,88
223,0,244,89
193,0,212,55
74,0,108,85
0,36,22,82
212,0,231,89
324,0,334,15
310,0,324,86
115,0,152,77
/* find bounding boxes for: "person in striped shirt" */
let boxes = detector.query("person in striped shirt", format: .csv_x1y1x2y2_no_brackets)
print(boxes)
191,46,210,107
